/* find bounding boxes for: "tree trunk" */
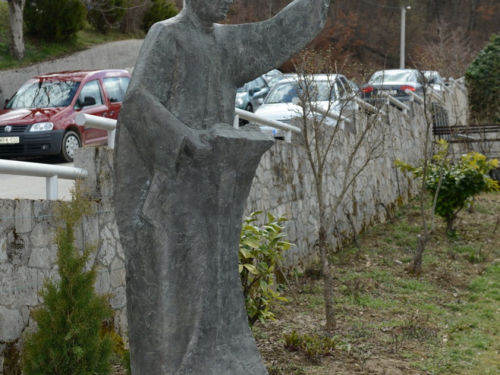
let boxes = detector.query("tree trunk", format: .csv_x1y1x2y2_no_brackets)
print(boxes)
319,227,336,331
8,0,26,60
446,216,455,234
317,189,335,331
408,240,423,276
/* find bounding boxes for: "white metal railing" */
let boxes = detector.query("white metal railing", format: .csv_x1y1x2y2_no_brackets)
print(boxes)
353,97,387,117
426,87,445,105
234,108,301,143
378,91,411,115
0,159,88,200
76,113,117,148
405,89,424,104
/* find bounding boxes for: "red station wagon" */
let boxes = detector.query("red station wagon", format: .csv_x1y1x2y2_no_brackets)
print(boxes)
0,69,131,162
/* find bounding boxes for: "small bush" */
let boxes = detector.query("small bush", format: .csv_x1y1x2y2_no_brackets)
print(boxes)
22,184,113,375
239,212,291,326
24,0,87,42
284,330,336,361
396,139,500,232
87,0,126,33
141,0,178,33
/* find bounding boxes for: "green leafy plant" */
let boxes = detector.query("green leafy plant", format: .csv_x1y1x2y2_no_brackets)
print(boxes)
141,0,178,33
284,330,336,361
239,211,291,326
465,34,500,122
24,0,87,42
396,139,499,233
22,184,113,375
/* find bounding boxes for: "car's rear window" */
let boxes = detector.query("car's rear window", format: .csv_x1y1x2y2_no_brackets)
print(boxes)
370,70,416,84
369,71,414,84
103,76,130,103
6,80,80,109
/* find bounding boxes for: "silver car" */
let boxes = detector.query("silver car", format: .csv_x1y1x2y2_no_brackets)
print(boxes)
254,74,357,138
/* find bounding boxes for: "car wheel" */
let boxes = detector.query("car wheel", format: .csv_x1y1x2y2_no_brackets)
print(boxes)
59,131,81,163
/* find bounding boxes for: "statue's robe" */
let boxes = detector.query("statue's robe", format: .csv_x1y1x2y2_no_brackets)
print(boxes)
114,2,328,374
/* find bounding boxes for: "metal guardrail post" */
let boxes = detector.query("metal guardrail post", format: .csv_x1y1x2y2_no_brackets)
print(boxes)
46,175,58,200
233,114,240,129
75,113,118,149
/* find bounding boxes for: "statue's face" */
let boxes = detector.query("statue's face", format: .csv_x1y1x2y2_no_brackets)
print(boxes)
188,0,233,23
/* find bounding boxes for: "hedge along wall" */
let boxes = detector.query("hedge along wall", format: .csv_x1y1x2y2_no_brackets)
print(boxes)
0,82,468,373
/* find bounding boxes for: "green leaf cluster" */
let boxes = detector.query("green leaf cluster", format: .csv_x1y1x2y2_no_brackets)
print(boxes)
239,212,291,326
87,0,127,34
284,330,336,361
465,34,500,122
22,185,113,375
396,140,499,228
24,0,87,42
141,0,178,33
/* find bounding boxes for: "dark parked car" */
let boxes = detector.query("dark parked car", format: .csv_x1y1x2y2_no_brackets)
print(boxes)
361,69,425,106
0,69,130,162
235,75,270,113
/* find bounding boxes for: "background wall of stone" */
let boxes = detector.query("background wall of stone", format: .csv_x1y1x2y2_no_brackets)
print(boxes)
0,83,468,373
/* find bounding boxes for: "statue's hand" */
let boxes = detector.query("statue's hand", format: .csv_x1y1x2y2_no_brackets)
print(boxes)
119,87,212,175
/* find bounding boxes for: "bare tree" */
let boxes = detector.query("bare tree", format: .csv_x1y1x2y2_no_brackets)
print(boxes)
292,50,387,330
418,20,478,78
7,0,25,60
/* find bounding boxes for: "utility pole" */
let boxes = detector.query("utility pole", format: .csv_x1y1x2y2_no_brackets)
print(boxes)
400,6,410,69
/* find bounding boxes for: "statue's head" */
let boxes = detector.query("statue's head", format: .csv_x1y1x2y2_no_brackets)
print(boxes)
184,0,233,24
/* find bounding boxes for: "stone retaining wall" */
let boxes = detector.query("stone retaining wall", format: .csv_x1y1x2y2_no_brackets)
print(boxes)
0,82,468,373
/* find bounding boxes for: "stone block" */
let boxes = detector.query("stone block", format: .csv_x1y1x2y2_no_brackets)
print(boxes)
28,247,51,269
110,258,125,288
95,269,111,295
110,285,126,310
14,200,32,234
0,306,24,341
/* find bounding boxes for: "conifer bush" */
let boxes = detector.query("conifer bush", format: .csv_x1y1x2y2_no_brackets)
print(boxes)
22,184,113,375
465,34,500,122
140,0,178,33
24,0,87,41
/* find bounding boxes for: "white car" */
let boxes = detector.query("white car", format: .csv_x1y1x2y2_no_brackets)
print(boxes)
254,74,357,138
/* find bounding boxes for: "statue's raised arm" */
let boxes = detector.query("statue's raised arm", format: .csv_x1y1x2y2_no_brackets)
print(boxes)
227,0,330,86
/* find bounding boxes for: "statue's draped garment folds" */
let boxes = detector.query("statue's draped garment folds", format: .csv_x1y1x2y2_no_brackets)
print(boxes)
114,1,328,374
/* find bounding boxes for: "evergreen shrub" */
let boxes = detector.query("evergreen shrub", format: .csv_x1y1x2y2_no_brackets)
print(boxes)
239,212,291,326
141,0,178,33
22,184,113,375
24,0,87,42
465,34,500,122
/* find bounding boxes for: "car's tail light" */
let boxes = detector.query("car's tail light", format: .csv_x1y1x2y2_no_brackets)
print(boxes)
362,86,374,93
400,85,415,92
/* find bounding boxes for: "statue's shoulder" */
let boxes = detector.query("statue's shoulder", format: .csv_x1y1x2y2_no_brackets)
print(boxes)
148,13,189,40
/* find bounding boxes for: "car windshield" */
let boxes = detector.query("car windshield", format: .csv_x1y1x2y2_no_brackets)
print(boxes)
370,71,414,84
265,81,336,104
6,80,81,109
